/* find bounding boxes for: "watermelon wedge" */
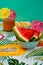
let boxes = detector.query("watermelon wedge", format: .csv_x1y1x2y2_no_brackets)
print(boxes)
13,26,35,42
30,31,41,41
33,31,40,38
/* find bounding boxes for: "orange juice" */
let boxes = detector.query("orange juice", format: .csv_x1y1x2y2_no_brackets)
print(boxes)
3,19,15,31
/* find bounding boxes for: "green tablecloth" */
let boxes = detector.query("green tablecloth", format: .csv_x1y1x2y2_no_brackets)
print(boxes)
0,22,43,65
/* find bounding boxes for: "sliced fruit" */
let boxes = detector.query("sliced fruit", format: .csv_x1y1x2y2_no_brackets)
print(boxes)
30,31,41,41
33,31,40,38
13,26,35,42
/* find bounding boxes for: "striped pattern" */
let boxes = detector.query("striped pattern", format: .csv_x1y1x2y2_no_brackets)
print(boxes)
0,38,14,45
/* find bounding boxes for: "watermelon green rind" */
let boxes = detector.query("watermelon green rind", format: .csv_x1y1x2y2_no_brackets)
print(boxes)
30,37,38,42
30,32,42,42
39,33,43,41
13,26,42,42
13,28,25,42
13,26,29,42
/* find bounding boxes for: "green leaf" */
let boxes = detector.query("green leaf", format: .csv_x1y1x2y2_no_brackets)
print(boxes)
0,63,3,65
8,59,19,65
19,62,25,65
26,47,43,58
40,63,42,65
33,62,37,65
35,57,43,61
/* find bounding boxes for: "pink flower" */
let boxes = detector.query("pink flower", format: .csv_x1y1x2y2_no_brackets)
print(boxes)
39,22,43,32
9,10,16,19
31,20,43,32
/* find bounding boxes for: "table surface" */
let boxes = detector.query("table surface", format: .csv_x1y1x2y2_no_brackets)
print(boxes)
0,22,43,65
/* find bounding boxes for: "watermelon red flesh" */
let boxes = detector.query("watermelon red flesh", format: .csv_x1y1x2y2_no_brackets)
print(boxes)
33,31,41,38
16,26,35,41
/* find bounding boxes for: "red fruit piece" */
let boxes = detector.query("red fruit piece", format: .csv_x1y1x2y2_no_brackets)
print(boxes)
14,26,35,42
33,31,41,38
